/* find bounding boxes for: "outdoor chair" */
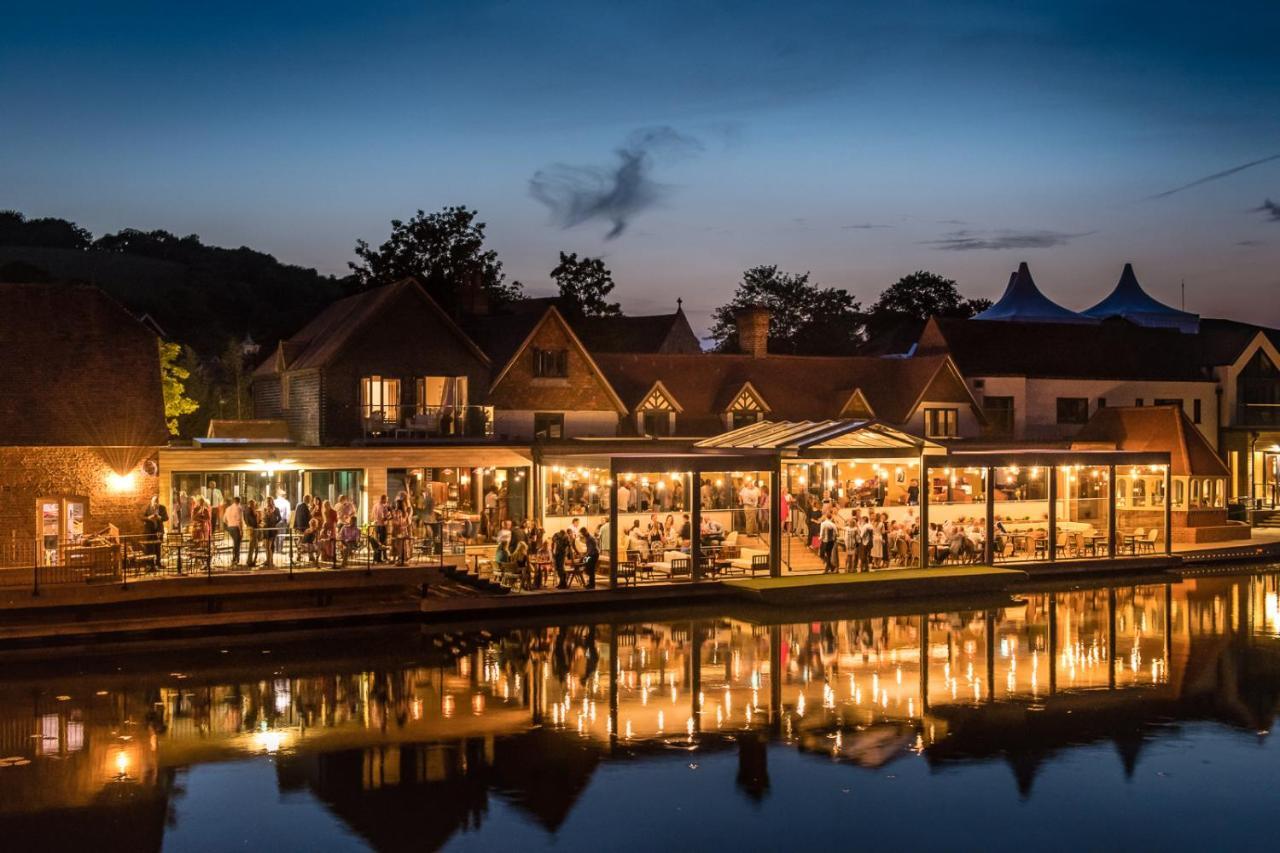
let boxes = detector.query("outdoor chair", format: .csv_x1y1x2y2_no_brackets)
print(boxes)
1137,528,1159,554
668,557,692,581
748,553,769,576
123,544,158,576
615,559,638,587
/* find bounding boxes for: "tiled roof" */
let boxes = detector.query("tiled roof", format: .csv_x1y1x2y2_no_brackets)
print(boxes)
920,316,1211,381
593,352,961,434
0,283,167,446
254,278,489,377
1072,405,1227,477
1195,318,1280,367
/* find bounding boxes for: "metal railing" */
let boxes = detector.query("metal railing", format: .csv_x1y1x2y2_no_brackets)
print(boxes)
358,404,495,439
0,522,456,597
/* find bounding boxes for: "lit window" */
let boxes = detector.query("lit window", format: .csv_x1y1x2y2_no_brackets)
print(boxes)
924,408,959,438
532,348,569,378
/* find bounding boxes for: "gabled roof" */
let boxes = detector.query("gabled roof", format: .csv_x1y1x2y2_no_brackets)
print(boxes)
593,352,976,435
255,278,489,376
1082,263,1200,333
974,262,1096,324
919,316,1211,382
1072,405,1227,477
0,282,167,447
487,305,628,413
637,380,683,412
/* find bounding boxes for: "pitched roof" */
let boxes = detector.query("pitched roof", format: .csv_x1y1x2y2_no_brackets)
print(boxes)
1195,318,1280,367
0,283,167,447
974,262,1096,324
1082,263,1199,333
571,309,701,354
919,316,1211,381
1072,405,1227,477
255,278,488,376
593,352,969,434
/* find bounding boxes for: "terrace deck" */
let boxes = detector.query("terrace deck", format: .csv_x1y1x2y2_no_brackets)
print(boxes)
723,565,1028,605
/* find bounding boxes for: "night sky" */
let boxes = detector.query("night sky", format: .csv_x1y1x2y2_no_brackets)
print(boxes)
5,1,1279,333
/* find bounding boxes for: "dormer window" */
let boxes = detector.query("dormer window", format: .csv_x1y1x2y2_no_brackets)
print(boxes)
636,382,681,437
724,383,768,431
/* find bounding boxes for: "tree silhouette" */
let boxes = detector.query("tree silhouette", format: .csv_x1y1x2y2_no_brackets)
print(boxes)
708,265,864,355
870,270,991,323
350,206,522,311
550,252,621,318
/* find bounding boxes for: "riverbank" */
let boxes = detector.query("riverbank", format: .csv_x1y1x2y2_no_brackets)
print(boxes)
0,534,1277,647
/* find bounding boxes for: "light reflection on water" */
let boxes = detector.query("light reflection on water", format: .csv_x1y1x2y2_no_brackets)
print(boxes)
2,569,1280,851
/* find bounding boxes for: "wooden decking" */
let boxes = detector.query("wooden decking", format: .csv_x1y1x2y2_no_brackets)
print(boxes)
724,565,1028,605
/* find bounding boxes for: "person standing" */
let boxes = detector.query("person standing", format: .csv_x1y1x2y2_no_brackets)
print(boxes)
262,498,280,568
818,510,839,573
739,479,761,536
223,496,244,566
244,499,261,568
142,496,167,564
372,494,391,563
552,528,571,589
580,526,599,589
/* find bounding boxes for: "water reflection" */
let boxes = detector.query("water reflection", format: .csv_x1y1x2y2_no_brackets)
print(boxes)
3,571,1280,850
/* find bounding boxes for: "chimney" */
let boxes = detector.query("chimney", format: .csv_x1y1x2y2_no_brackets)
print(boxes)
460,269,489,317
733,305,771,358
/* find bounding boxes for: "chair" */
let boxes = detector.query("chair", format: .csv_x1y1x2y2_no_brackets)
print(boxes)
1138,528,1159,554
728,547,769,573
1033,537,1048,560
615,559,638,587
668,557,692,581
749,553,769,576
495,560,521,589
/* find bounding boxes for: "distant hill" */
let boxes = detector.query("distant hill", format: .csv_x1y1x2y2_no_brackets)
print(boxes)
0,213,352,358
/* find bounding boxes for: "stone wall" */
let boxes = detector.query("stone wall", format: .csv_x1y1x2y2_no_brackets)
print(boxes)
0,446,159,542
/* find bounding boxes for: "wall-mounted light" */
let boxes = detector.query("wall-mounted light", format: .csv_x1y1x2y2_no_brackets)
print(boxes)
106,471,136,492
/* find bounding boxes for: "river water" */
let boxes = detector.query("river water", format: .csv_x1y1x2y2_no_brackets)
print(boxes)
3,567,1280,852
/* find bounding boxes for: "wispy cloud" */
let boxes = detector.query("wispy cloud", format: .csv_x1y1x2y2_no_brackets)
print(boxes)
529,126,702,240
1236,239,1266,247
842,223,891,230
1147,153,1280,200
1256,199,1280,221
923,229,1090,251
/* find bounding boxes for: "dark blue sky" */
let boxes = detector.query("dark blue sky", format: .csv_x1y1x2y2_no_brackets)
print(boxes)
4,1,1279,332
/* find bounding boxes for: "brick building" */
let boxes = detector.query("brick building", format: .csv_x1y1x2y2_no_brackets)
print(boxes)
0,283,167,556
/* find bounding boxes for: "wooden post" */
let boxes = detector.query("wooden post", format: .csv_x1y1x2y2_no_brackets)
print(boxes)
1163,465,1173,555
1047,465,1058,563
984,467,995,565
919,455,930,569
1107,464,1118,558
690,469,703,581
769,457,782,578
608,458,619,590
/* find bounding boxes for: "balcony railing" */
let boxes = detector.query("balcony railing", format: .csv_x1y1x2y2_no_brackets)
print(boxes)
359,404,494,440
1235,403,1280,428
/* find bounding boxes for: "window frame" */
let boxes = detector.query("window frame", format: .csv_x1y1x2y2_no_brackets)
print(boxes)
923,407,959,439
359,375,401,421
533,412,565,440
1055,397,1090,425
532,348,569,379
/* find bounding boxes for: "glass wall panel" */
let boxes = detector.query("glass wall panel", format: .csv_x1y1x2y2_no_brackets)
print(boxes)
1116,464,1167,555
698,470,770,576
926,466,986,565
1055,465,1111,559
992,466,1049,562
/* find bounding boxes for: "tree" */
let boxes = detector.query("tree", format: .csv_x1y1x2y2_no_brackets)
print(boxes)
219,338,251,420
870,270,992,322
350,206,522,311
708,265,865,355
550,252,621,318
0,210,92,249
159,340,199,435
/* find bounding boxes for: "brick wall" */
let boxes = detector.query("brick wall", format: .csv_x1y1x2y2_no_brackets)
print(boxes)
488,315,622,413
0,446,159,541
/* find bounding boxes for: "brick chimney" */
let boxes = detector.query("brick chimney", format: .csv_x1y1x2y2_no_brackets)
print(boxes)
459,269,489,317
733,305,770,358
